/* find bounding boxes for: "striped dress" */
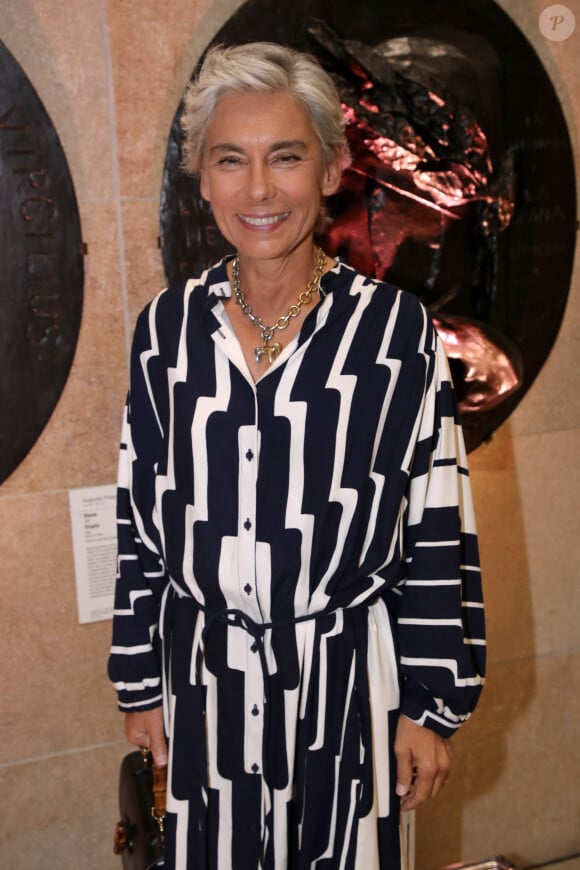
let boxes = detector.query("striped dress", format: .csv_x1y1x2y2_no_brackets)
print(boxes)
108,257,485,870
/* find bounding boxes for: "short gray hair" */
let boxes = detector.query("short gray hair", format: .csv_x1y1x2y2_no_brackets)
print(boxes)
181,42,350,175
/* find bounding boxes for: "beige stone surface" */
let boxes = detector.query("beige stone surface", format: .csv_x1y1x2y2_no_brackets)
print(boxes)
510,335,580,437
469,425,580,664
0,491,123,766
416,652,580,869
468,427,536,665
2,0,116,203
121,198,167,325
542,861,580,870
512,428,580,656
105,0,216,200
0,742,127,870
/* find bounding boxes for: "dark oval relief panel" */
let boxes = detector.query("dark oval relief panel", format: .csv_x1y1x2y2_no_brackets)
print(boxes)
0,41,84,484
160,0,577,452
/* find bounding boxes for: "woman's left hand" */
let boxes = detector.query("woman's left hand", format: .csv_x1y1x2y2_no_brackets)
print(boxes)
394,715,453,810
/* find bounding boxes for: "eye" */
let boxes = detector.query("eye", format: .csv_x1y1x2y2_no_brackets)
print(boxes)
272,152,301,166
215,154,245,166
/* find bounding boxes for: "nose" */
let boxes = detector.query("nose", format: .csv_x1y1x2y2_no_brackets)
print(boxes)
247,160,274,201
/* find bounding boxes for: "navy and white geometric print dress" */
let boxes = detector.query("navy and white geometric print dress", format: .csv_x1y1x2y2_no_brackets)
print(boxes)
108,258,486,870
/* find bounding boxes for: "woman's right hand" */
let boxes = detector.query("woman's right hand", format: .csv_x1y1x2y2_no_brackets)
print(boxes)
124,707,168,766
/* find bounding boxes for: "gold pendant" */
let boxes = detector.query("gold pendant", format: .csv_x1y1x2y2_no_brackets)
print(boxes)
254,341,281,364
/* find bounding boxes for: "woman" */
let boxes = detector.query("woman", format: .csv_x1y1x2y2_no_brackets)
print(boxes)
109,42,485,869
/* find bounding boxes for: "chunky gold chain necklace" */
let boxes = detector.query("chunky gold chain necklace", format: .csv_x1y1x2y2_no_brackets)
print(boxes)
232,247,327,364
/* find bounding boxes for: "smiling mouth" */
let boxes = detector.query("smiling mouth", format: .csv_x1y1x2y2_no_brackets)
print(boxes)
237,212,290,227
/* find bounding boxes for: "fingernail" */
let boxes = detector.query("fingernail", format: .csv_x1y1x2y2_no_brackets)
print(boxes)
396,783,407,797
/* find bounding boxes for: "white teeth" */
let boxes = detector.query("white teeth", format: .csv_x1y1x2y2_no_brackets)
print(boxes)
239,212,289,226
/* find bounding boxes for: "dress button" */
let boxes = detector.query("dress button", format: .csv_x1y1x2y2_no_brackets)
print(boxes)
251,763,259,773
244,518,252,530
251,704,259,716
245,449,254,461
244,584,252,595
250,642,258,653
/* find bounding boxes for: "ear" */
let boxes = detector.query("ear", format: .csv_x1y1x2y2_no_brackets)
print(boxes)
321,153,342,197
199,167,210,202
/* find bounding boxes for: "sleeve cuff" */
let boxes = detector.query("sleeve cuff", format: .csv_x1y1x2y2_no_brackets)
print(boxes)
116,690,163,713
399,677,469,739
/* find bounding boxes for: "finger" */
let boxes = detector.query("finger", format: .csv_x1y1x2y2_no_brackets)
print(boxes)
399,767,417,808
128,729,149,749
124,715,147,747
395,749,414,799
431,769,448,799
404,747,453,807
149,724,168,767
400,769,431,810
415,763,437,806
430,742,453,799
431,754,450,798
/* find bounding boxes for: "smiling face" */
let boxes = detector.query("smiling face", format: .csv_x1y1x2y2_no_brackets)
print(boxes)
199,90,341,266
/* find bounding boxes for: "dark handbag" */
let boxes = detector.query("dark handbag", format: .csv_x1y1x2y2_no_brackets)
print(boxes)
113,749,167,869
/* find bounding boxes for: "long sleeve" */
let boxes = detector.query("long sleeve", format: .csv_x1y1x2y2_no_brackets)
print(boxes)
397,326,486,738
108,303,169,712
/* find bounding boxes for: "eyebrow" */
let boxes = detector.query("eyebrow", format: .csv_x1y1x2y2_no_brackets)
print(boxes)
208,139,309,155
269,140,309,152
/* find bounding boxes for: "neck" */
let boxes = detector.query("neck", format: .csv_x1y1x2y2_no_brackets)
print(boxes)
230,244,322,314
229,246,328,371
